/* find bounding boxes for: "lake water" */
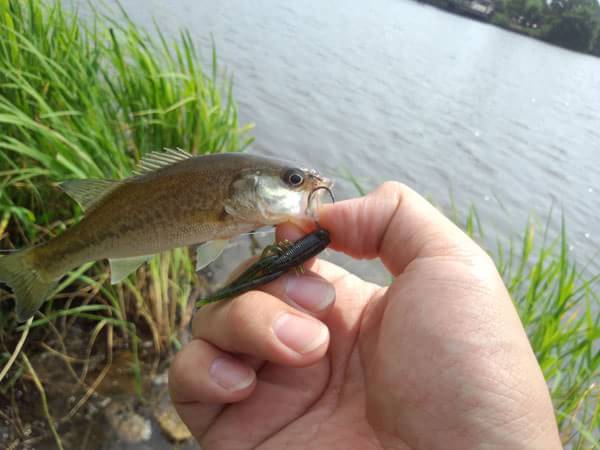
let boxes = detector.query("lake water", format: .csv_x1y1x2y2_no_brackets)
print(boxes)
107,0,600,282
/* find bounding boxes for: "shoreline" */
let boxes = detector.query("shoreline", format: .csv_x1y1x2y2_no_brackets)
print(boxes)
415,0,600,58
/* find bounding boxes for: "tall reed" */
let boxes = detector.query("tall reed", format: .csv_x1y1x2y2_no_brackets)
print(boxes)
0,0,252,334
0,3,251,443
460,210,599,449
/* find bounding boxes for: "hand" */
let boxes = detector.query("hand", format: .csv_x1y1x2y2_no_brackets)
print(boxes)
169,182,561,450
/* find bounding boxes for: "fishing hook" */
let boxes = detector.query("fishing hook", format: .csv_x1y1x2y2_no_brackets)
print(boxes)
307,185,335,228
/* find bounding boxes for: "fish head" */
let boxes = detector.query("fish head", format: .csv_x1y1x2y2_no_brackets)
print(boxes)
225,162,333,226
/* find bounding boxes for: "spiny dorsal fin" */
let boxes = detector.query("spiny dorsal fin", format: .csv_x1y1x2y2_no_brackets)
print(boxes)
133,147,193,176
59,179,120,211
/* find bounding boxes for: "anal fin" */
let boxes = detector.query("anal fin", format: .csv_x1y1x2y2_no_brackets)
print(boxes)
196,239,229,271
109,255,153,284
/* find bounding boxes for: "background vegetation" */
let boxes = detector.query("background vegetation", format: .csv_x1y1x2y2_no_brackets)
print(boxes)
0,0,251,447
459,210,599,449
494,0,600,55
0,0,598,448
422,0,600,56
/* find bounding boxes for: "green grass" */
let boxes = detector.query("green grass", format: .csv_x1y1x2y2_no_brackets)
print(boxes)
0,0,252,236
459,210,600,449
0,0,597,448
0,0,251,327
0,1,251,445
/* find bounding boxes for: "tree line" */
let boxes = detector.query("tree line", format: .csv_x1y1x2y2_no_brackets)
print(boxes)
493,0,600,55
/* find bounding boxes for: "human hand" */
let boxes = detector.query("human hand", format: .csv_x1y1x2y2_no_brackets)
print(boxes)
169,182,561,450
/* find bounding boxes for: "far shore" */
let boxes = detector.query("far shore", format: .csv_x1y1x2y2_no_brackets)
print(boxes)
415,0,600,59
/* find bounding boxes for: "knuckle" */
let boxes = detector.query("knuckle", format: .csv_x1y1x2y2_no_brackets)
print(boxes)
374,181,409,198
168,349,193,398
223,292,275,354
192,306,216,337
224,292,268,344
168,353,184,385
226,294,253,326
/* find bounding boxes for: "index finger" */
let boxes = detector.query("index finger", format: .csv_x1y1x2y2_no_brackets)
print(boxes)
318,182,486,276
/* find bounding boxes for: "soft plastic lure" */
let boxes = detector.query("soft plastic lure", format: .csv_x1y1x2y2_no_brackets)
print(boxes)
196,228,331,306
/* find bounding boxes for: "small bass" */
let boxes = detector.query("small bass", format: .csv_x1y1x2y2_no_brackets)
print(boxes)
0,149,332,321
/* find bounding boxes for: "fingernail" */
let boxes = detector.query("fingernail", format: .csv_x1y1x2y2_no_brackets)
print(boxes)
209,357,255,391
285,276,335,312
273,313,329,354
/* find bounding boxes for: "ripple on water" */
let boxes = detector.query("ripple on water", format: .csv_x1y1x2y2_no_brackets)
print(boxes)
106,0,600,274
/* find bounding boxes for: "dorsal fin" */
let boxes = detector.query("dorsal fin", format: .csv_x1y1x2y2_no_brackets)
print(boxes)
59,179,120,211
133,147,193,175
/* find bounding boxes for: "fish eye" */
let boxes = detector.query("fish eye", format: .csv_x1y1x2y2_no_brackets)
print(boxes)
283,169,305,187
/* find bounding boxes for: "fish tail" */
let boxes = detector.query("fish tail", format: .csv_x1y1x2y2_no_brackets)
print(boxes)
0,249,58,322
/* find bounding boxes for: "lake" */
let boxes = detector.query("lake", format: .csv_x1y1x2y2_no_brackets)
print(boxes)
105,0,600,282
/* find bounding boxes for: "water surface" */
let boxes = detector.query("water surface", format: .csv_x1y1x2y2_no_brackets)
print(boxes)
107,0,600,280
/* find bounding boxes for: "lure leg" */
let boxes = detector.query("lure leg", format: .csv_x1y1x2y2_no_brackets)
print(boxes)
260,239,292,258
196,269,286,306
196,229,331,306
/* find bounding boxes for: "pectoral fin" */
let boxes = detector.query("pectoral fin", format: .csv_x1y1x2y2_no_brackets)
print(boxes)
109,255,153,284
196,239,229,271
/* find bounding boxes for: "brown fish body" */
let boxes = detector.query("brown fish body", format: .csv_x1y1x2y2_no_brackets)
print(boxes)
0,150,332,320
35,154,268,278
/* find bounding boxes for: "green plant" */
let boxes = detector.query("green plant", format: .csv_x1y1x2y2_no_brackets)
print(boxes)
0,1,252,444
461,211,600,449
0,0,252,237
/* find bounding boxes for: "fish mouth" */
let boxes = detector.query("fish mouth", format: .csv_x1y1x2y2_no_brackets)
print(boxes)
309,170,333,188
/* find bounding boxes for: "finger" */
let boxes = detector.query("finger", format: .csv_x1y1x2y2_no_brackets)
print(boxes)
318,181,487,276
257,270,335,317
274,222,320,272
192,291,329,367
276,221,308,241
168,339,256,440
270,223,337,315
275,222,357,283
169,339,256,405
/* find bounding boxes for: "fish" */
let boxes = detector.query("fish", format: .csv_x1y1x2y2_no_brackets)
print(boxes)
0,149,332,321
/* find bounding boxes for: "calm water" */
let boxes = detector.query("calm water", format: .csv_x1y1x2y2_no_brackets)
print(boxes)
106,0,600,281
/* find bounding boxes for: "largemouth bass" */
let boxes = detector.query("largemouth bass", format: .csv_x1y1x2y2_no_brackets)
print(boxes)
0,149,332,321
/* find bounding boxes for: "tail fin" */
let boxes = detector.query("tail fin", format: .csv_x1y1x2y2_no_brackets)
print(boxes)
0,250,58,322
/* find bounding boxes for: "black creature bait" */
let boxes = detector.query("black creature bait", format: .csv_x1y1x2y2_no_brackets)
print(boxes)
196,228,331,306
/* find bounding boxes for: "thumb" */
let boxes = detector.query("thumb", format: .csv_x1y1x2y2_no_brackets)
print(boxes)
318,182,486,276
